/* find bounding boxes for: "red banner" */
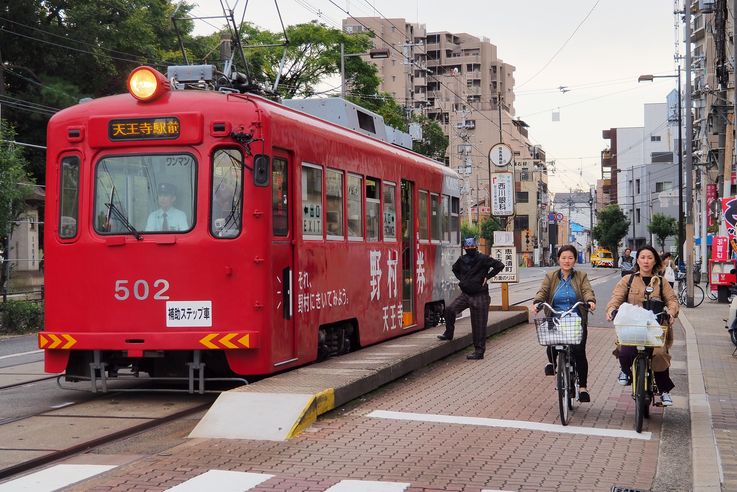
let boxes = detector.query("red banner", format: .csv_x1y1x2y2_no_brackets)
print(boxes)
713,235,729,262
707,184,717,227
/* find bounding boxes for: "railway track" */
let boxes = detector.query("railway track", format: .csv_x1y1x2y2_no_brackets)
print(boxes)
0,382,215,480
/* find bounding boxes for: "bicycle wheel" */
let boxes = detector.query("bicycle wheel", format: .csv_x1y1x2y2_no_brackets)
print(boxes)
677,285,686,305
633,356,648,433
568,364,576,410
557,351,571,425
707,285,717,301
693,285,705,307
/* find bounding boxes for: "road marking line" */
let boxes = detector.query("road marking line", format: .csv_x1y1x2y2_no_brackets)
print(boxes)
0,349,42,361
367,410,652,440
325,480,410,491
0,464,116,491
166,470,274,491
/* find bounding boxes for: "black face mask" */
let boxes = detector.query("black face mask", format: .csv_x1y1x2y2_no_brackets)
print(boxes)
465,248,479,256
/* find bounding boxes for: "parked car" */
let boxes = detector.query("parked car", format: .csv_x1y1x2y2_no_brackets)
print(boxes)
591,248,615,268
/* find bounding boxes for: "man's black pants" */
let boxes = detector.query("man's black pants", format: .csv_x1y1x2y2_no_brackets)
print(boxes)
444,291,491,354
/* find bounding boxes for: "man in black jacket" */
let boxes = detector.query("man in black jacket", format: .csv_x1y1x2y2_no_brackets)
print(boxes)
437,237,506,359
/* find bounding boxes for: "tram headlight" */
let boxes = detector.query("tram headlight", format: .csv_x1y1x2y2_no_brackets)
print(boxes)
127,66,169,102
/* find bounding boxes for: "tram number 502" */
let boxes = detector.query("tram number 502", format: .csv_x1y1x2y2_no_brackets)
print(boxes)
114,279,170,301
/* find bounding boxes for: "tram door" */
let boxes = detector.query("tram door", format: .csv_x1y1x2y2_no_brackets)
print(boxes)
401,180,414,327
271,156,296,363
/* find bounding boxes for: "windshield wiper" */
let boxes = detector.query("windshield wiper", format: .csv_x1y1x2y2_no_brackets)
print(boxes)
106,201,143,240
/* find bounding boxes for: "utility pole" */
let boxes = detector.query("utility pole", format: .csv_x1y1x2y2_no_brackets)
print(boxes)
588,190,594,261
684,1,695,307
631,168,636,249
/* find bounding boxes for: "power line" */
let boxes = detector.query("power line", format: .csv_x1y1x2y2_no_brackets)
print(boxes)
517,0,601,89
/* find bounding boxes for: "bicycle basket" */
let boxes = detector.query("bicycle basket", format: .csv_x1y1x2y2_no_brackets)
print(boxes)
615,323,668,347
534,315,583,346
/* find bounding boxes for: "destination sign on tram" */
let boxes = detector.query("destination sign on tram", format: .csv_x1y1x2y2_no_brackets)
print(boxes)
109,117,180,141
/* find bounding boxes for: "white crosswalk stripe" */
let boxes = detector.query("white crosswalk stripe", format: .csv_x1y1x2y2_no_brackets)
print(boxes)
324,480,410,491
0,464,117,491
165,470,274,491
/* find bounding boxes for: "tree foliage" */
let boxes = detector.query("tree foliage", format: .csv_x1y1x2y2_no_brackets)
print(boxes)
648,213,678,252
412,115,449,161
592,205,629,253
0,123,34,238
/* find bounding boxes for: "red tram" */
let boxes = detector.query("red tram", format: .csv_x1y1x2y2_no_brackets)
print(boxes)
40,66,462,389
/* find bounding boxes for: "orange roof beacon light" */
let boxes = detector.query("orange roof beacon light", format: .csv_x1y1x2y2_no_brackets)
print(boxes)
127,66,170,102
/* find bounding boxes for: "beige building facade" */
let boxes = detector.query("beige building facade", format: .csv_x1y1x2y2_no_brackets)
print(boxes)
342,16,549,257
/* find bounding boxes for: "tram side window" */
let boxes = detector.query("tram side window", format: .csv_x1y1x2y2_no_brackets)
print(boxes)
418,190,429,240
383,182,396,240
272,158,289,236
442,194,451,242
347,174,363,239
451,197,460,245
366,177,380,241
59,156,80,239
210,149,243,238
326,169,344,238
301,164,323,237
430,193,441,241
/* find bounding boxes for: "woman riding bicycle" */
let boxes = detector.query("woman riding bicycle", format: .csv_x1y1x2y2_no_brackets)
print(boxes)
605,245,679,406
532,245,597,402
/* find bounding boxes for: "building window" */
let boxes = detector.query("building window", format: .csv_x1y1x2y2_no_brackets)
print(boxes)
514,215,529,230
651,135,661,142
655,181,673,192
636,208,641,223
635,179,640,194
516,191,529,203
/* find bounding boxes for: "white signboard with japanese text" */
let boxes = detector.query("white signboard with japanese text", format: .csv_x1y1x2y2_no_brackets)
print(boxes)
493,231,514,246
491,173,514,216
491,247,518,283
166,301,213,327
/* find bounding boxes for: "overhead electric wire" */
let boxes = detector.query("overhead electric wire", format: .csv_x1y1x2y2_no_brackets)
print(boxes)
517,0,601,89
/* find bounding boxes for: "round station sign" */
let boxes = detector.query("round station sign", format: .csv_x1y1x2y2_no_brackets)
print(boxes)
489,143,513,168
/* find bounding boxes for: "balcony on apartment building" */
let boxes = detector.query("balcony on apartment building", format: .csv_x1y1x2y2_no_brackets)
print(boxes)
690,13,705,41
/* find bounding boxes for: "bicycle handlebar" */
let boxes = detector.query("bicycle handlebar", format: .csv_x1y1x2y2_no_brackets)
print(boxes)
534,301,590,318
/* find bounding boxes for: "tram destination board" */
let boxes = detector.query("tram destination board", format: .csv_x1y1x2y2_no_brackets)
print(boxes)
109,117,180,141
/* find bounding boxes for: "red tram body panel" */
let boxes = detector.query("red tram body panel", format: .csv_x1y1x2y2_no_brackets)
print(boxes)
42,77,462,382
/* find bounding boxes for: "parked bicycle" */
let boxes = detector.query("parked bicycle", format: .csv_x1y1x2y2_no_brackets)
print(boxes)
675,270,704,307
533,301,588,426
613,287,670,433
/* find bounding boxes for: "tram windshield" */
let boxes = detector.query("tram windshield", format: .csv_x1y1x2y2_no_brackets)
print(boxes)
94,154,196,235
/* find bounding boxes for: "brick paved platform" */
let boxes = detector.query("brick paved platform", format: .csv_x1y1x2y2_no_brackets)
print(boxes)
3,294,735,491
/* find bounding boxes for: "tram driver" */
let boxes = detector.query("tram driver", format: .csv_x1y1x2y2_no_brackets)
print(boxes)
146,183,189,232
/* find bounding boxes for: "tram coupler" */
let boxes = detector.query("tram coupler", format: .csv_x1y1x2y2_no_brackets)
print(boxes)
187,350,206,394
88,350,108,393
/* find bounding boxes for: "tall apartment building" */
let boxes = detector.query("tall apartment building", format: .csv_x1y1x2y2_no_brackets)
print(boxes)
342,16,548,256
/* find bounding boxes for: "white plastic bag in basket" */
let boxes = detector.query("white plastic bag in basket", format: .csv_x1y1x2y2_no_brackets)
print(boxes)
613,303,660,329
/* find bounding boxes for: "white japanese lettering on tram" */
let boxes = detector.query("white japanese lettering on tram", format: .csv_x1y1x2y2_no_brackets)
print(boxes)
416,250,426,295
295,269,348,314
386,250,398,298
369,250,382,301
382,303,404,331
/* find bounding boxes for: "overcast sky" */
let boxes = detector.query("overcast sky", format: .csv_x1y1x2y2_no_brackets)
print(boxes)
193,0,679,192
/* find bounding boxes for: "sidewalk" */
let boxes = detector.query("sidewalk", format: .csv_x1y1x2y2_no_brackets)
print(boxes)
680,297,737,491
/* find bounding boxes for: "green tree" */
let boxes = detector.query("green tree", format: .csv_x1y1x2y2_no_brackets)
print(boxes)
480,216,504,244
648,213,678,253
0,123,35,293
461,221,480,241
592,204,629,253
412,115,449,161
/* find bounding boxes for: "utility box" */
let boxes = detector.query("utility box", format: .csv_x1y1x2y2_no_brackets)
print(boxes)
699,0,715,13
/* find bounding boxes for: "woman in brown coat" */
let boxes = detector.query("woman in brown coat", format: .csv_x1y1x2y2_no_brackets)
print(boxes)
606,245,679,406
532,245,597,402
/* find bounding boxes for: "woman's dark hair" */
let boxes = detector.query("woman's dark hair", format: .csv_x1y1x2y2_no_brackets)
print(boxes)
557,244,578,259
662,252,672,260
634,245,662,273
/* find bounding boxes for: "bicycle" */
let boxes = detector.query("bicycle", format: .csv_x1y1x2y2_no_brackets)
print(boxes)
533,301,587,426
613,289,670,433
675,271,704,307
